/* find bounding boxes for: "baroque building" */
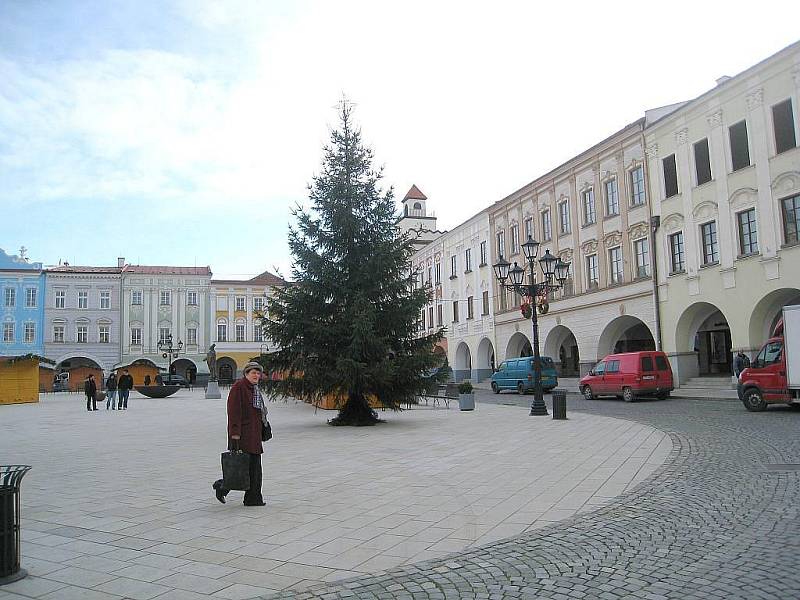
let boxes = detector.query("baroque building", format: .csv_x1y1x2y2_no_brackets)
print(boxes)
0,247,45,359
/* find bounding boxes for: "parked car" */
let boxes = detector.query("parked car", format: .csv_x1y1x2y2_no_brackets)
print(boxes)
737,305,800,411
490,356,558,394
580,351,673,402
161,374,190,387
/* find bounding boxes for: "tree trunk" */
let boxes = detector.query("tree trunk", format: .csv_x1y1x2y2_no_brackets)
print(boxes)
328,391,381,426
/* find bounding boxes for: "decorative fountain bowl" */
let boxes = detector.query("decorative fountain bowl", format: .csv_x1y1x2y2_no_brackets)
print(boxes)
135,385,180,398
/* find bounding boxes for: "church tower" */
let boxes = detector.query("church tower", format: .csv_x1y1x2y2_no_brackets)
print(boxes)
397,184,442,250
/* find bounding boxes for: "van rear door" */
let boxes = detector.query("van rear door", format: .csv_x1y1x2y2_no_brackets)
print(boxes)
654,354,672,390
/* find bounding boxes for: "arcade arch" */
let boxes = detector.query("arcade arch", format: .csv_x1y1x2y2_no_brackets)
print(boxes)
596,316,655,360
747,288,800,351
544,325,580,376
475,337,495,381
675,302,732,376
454,342,472,382
506,332,532,359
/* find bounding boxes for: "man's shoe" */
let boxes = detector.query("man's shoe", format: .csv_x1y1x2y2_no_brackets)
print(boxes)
243,500,266,506
212,480,226,504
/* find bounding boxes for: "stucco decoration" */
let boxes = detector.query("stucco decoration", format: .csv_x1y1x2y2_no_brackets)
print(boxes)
603,231,623,247
581,239,598,255
745,88,763,111
619,303,626,316
579,180,592,192
559,249,573,263
559,193,570,204
706,110,723,129
692,200,719,221
628,222,649,240
675,128,689,145
645,144,659,159
770,171,800,195
728,187,759,211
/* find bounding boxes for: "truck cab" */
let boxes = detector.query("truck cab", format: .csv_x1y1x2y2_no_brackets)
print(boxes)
738,305,800,411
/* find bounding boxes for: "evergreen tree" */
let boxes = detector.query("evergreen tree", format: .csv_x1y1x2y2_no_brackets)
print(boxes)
264,103,444,426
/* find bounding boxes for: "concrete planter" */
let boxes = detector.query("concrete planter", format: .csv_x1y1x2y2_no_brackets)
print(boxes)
458,393,475,411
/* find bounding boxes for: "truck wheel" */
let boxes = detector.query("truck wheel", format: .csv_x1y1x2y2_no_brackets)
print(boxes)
742,388,767,412
657,391,670,400
623,387,634,402
517,382,525,395
582,385,594,400
491,382,499,394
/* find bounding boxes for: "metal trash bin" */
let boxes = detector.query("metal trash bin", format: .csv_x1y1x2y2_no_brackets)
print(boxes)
1,466,32,585
552,389,567,420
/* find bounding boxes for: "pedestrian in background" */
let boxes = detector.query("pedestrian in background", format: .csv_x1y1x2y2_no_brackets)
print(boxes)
105,371,118,410
84,374,97,411
118,369,134,410
144,374,151,386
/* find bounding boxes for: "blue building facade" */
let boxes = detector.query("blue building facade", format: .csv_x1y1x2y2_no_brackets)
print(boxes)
0,248,45,357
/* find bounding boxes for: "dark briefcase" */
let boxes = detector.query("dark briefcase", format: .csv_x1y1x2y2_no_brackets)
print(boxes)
221,450,250,491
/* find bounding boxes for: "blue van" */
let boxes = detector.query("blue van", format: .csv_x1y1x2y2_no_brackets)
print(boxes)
490,356,558,394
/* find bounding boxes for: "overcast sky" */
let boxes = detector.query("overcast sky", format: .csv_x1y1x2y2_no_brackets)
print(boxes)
2,1,799,279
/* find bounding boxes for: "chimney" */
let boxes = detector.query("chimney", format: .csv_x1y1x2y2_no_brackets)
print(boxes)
118,257,125,268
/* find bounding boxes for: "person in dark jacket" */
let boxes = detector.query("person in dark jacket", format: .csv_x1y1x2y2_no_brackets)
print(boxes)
105,372,118,410
213,362,268,506
117,369,134,410
733,351,751,377
144,374,151,386
84,374,97,411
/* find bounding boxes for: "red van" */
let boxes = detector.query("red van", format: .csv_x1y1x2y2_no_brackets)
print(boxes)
580,351,674,402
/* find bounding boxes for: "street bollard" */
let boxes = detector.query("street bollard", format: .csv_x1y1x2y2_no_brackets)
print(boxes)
0,466,32,585
552,389,567,420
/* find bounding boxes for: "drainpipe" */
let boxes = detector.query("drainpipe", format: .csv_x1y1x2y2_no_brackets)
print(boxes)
649,215,663,351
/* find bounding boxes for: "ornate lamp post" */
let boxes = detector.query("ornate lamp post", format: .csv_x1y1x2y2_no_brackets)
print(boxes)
493,236,571,416
157,334,184,377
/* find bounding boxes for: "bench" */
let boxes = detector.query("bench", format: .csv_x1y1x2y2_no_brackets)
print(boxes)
417,382,459,408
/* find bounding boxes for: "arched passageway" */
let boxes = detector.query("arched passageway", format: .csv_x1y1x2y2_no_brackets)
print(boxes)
217,357,237,383
454,342,472,382
544,325,580,377
475,338,495,382
675,302,732,379
597,316,655,359
171,358,197,383
506,332,532,359
55,356,102,392
748,288,800,352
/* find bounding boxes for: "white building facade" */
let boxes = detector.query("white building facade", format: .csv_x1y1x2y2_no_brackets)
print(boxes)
645,42,800,385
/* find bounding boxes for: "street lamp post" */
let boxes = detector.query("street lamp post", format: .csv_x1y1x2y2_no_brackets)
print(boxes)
157,334,184,379
493,236,571,416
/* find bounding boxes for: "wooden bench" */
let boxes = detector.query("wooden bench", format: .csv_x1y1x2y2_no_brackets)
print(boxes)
417,382,459,408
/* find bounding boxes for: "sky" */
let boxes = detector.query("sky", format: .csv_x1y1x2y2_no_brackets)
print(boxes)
2,1,799,280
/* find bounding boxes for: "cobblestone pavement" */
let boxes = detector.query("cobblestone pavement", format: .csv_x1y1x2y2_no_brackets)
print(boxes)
265,393,800,599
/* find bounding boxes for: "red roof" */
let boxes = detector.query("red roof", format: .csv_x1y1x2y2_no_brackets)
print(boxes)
403,184,427,201
123,266,212,275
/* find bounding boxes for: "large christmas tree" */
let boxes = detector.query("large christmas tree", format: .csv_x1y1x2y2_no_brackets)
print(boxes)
264,103,444,425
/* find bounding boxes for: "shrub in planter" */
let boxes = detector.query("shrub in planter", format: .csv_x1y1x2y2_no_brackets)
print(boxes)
458,380,474,395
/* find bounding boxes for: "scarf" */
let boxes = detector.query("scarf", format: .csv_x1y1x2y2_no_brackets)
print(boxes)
251,382,269,426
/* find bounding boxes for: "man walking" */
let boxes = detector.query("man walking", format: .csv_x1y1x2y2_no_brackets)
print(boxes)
84,374,97,411
105,371,118,410
117,369,134,410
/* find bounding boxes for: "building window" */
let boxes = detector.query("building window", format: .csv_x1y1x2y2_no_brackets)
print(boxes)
609,247,623,284
773,98,797,154
434,262,441,284
53,325,65,343
130,328,142,346
693,138,712,186
236,323,246,342
235,296,246,312
605,179,619,215
558,200,571,234
630,166,646,206
100,291,111,309
450,255,457,278
482,290,489,315
479,241,487,266
4,288,15,307
420,309,425,331
782,194,800,245
496,231,505,257
253,323,263,342
99,325,110,344
426,266,432,285
131,290,142,305
187,291,198,306
669,232,685,273
76,325,88,343
465,248,472,272
3,322,14,343
188,327,198,345
701,221,719,265
582,188,596,225
509,224,519,254
436,304,443,326
78,291,88,309
524,218,533,241
427,306,434,329
24,322,35,343
634,238,650,278
159,328,171,344
729,120,751,171
737,208,759,255
467,296,474,320
25,288,37,308
55,290,65,308
160,290,171,306
217,323,227,342
586,254,599,289
663,154,679,198
253,296,264,312
542,210,552,241
452,300,459,323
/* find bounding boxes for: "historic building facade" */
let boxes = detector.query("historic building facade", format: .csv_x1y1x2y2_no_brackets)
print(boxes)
119,263,212,383
0,247,45,359
397,185,445,251
210,270,286,381
43,263,122,385
645,41,800,385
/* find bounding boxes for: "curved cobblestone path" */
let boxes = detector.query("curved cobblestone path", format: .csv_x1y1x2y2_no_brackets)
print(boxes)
264,396,800,599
